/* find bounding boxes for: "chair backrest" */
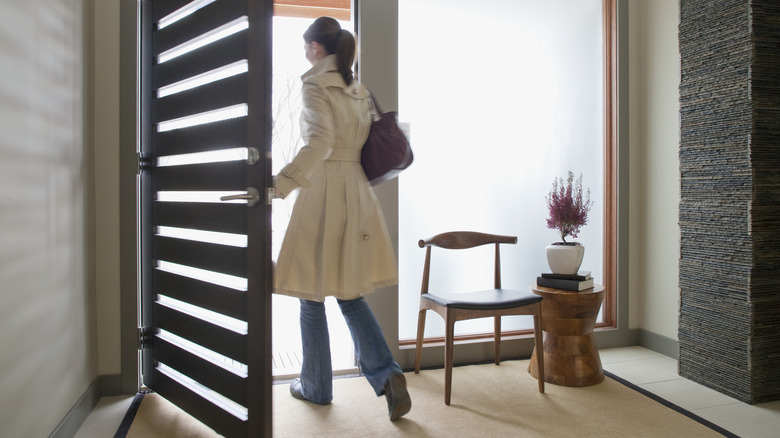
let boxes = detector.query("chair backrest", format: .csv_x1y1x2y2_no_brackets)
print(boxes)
418,231,518,293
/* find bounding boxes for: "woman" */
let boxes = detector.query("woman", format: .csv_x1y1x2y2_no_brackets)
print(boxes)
272,17,411,421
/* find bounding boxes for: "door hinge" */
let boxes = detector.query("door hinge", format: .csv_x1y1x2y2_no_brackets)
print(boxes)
137,152,152,174
138,326,153,349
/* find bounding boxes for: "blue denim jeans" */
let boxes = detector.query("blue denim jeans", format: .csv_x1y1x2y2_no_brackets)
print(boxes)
298,297,402,404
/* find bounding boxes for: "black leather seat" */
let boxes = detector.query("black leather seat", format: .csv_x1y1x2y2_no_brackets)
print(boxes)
423,289,542,310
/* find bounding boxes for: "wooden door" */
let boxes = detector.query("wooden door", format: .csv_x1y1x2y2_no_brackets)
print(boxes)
139,1,273,436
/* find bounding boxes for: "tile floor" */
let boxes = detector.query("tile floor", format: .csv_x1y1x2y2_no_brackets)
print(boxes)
599,346,780,437
74,346,780,437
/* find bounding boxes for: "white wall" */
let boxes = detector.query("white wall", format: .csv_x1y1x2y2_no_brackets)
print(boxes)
93,0,122,376
0,1,96,436
628,0,681,339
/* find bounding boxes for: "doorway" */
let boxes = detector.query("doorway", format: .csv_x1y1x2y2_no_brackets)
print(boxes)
270,10,357,378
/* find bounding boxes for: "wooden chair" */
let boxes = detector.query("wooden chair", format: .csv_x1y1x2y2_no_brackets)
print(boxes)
414,231,545,405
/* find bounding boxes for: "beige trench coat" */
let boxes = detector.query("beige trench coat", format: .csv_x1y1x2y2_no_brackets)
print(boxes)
273,55,398,302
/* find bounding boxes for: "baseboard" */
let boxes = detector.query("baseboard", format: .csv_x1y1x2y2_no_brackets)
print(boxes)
48,374,127,438
48,378,101,438
629,328,679,359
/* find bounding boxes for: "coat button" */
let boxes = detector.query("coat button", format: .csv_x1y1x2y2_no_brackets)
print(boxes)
362,234,370,240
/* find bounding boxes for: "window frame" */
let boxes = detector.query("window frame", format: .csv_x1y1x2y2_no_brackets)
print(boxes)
601,0,618,330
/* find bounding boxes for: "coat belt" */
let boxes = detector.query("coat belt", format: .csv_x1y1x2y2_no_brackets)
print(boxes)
327,148,361,162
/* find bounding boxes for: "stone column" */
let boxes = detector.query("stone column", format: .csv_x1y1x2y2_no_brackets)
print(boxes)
679,0,780,404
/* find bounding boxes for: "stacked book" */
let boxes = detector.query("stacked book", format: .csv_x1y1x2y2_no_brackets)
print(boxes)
536,271,594,291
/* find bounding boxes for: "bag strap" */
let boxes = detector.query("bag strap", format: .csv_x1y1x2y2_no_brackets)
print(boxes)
366,88,384,116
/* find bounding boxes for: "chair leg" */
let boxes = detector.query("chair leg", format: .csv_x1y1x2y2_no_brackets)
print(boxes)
533,307,545,393
494,316,501,365
414,308,427,373
444,312,455,405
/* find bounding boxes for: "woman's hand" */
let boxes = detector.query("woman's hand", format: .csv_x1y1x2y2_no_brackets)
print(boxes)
270,186,285,200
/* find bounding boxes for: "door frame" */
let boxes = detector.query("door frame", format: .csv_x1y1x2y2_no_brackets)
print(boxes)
119,0,141,395
356,0,403,365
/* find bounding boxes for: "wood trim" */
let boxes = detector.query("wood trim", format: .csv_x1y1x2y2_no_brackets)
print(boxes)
400,322,616,348
401,330,534,348
273,5,350,20
273,0,350,20
603,0,618,328
275,0,349,7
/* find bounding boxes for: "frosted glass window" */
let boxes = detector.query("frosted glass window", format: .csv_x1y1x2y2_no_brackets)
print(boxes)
398,0,605,340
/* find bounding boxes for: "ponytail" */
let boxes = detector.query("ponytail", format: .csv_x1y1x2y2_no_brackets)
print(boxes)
303,17,356,85
334,29,356,85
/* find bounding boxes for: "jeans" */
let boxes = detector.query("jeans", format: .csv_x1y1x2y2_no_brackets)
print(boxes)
298,297,402,404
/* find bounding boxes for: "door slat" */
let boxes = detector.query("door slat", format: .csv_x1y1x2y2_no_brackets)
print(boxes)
153,370,246,438
153,160,247,192
156,336,247,406
154,117,247,156
154,31,248,90
152,0,192,22
155,73,248,123
154,235,247,278
155,302,247,362
154,201,247,234
153,0,247,56
154,269,246,321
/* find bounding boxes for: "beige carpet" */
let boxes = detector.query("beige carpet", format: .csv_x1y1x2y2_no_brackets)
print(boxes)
126,392,220,438
127,360,726,437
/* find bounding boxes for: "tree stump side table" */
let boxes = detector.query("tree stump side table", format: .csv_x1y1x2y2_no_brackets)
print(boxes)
528,284,606,387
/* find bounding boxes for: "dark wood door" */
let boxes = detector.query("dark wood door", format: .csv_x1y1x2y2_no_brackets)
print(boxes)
139,1,273,436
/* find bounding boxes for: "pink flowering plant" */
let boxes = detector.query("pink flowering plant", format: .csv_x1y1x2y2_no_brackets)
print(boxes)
546,171,593,244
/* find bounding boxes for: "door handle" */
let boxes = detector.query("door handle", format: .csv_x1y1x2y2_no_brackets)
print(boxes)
220,187,260,207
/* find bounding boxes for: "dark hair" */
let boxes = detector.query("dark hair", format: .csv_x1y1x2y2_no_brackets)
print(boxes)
303,17,356,85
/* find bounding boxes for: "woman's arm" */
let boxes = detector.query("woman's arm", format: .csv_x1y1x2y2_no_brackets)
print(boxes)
274,81,336,198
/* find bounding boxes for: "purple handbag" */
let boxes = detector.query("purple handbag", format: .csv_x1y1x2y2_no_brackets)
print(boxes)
361,92,413,186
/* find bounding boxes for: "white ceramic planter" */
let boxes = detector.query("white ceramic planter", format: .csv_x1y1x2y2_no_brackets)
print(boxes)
546,243,585,275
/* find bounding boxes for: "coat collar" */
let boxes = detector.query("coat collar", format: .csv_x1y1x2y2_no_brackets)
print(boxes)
301,54,339,81
300,54,368,99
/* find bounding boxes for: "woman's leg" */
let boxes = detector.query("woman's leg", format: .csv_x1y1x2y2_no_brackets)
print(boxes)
297,298,333,404
336,297,403,395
